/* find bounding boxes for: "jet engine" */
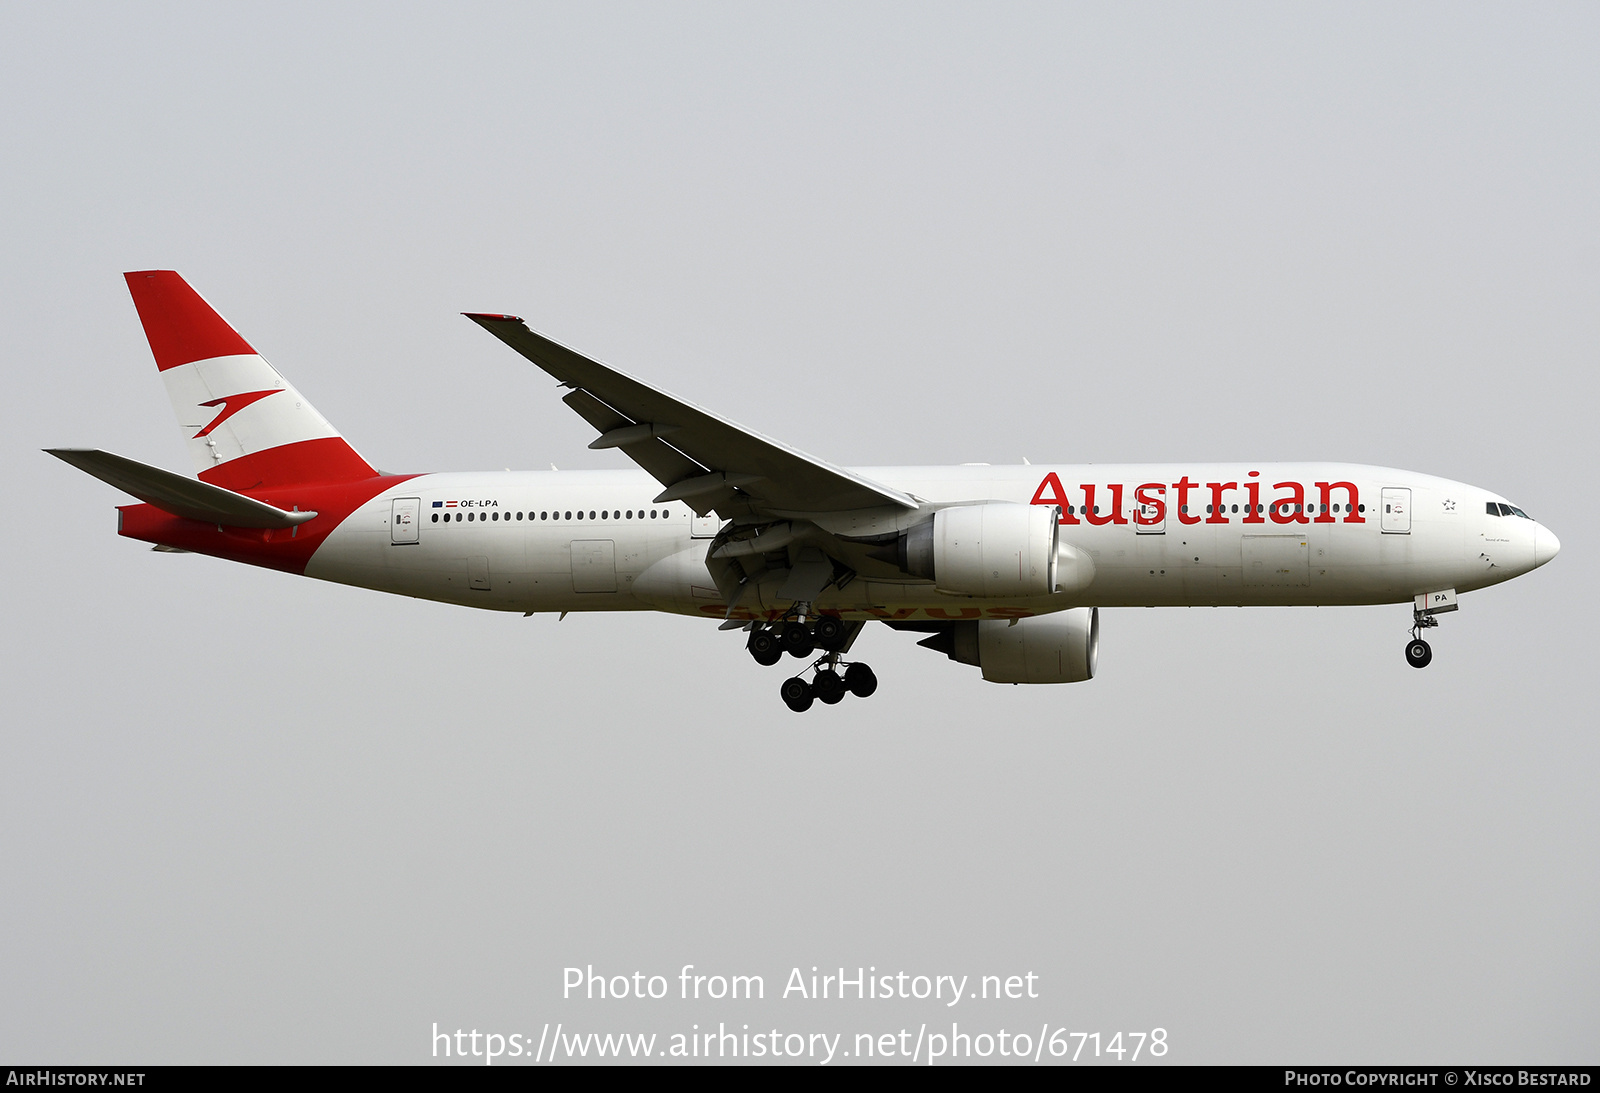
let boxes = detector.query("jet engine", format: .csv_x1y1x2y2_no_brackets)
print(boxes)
894,503,1059,597
916,608,1099,684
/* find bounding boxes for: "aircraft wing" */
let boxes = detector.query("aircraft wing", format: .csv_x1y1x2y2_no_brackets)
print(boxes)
463,315,918,518
45,448,318,529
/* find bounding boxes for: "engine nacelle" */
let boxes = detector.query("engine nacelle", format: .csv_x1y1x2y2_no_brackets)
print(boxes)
938,608,1099,684
898,503,1058,597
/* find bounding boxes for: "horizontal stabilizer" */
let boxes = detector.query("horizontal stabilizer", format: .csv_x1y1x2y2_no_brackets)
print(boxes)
45,449,317,528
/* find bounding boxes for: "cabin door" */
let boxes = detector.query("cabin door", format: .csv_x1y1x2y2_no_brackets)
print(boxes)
1381,488,1411,533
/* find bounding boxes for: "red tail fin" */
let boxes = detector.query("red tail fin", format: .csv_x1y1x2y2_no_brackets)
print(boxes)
125,271,379,490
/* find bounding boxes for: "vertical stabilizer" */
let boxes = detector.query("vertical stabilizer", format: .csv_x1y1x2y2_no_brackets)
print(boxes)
124,271,378,490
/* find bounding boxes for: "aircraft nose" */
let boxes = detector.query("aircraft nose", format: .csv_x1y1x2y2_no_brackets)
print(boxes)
1535,524,1561,568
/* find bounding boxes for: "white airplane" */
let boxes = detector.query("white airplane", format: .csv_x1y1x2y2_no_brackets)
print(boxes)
51,271,1560,711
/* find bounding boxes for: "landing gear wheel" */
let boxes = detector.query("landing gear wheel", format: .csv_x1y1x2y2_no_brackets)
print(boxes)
747,629,782,667
781,676,815,712
813,668,846,704
844,663,878,698
1405,638,1432,668
781,621,815,658
813,616,845,651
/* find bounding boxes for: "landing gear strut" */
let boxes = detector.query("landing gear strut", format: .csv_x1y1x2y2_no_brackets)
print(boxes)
1405,603,1439,669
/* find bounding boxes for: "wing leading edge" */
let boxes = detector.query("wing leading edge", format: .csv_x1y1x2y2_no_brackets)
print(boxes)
463,315,917,518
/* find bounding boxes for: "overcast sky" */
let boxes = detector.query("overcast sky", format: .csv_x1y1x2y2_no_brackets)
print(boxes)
2,1,1595,1065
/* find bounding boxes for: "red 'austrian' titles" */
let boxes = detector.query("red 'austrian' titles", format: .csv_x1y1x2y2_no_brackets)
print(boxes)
1029,472,1366,526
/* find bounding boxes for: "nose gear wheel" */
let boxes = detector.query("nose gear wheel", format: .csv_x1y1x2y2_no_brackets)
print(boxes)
1405,638,1432,668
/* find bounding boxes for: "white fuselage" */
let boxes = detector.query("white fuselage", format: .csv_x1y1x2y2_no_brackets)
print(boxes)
305,462,1556,623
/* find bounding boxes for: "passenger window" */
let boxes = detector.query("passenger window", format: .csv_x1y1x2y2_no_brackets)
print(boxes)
431,513,438,523
564,511,571,520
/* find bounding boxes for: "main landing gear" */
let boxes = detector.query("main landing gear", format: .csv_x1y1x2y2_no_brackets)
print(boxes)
1405,604,1438,669
779,659,878,713
745,614,877,711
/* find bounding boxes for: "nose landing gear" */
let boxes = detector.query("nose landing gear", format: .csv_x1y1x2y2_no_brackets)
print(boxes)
1405,600,1441,668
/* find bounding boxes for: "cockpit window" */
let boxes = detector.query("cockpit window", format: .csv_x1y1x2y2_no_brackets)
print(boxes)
1498,503,1515,517
1486,502,1501,516
1510,506,1532,519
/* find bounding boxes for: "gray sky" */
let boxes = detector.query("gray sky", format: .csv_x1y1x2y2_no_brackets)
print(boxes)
2,1,1595,1064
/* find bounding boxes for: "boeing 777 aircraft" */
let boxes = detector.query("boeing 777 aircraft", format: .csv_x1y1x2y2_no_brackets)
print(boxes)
50,272,1560,711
